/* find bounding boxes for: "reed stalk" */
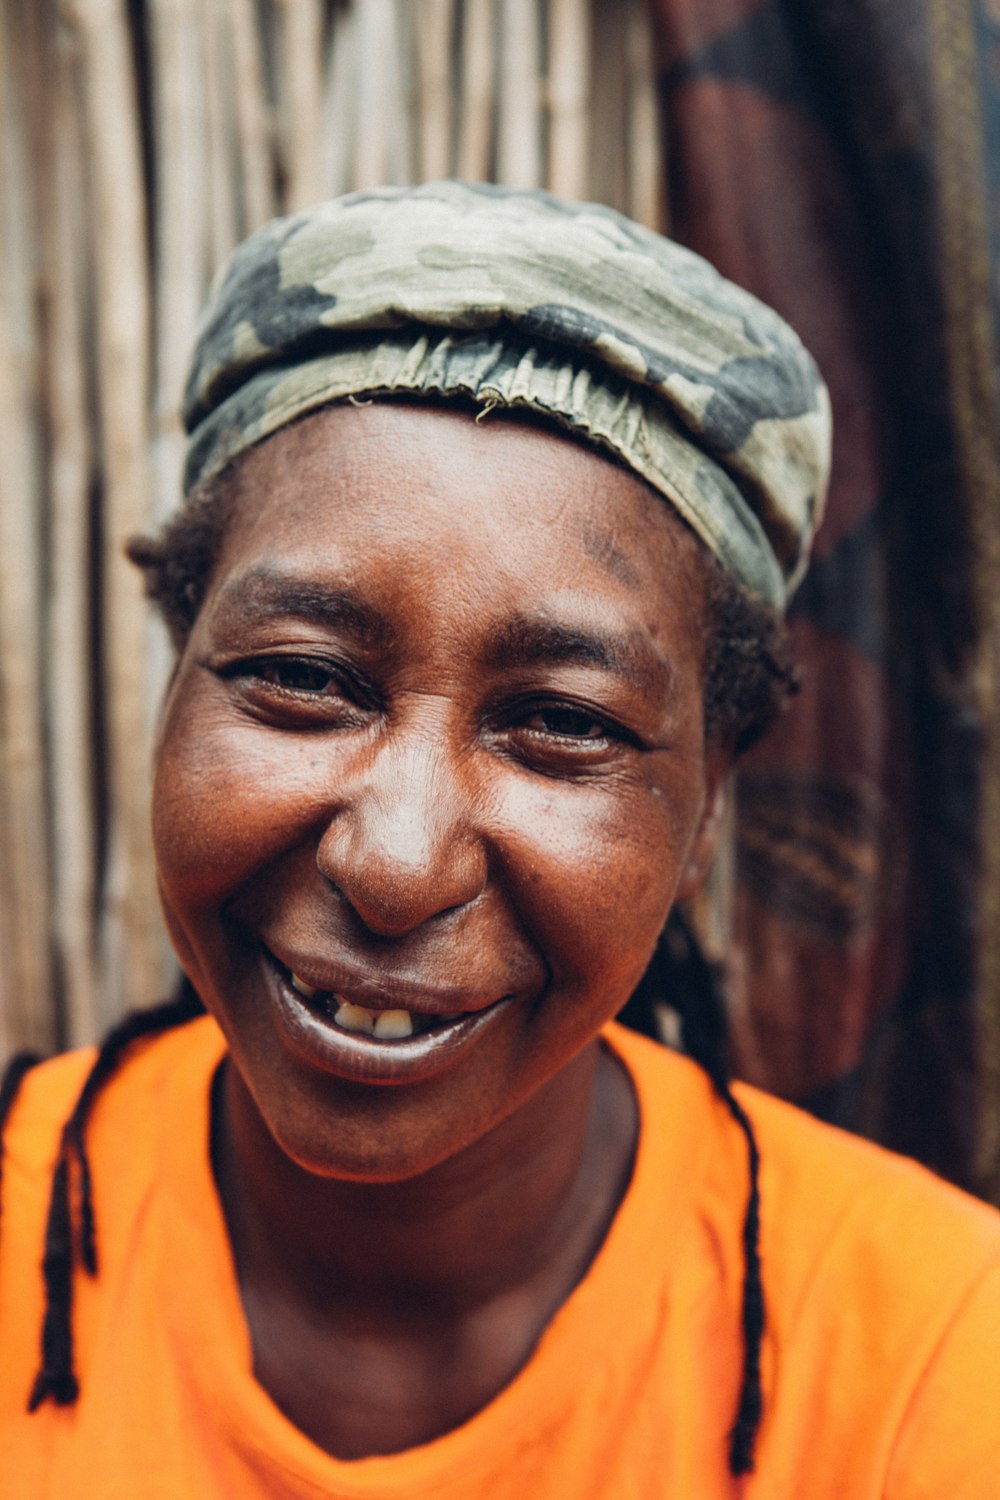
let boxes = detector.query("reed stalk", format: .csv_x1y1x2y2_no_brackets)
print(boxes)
64,0,165,1023
322,0,358,196
228,0,276,231
44,18,101,1046
415,0,454,180
457,0,496,181
0,0,55,1054
275,0,326,209
547,0,589,200
626,0,662,228
496,0,542,188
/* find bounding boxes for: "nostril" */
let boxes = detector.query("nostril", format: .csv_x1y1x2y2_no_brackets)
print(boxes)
313,737,488,933
315,816,488,937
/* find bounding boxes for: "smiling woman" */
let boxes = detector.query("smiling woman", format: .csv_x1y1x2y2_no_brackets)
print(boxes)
1,184,999,1498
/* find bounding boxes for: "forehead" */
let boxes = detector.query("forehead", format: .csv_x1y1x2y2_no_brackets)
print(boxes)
210,401,710,652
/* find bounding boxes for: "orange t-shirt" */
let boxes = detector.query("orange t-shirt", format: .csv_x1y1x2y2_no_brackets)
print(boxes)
1,1016,999,1497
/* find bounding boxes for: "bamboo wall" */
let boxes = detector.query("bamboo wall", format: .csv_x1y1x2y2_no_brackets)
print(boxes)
0,0,663,1056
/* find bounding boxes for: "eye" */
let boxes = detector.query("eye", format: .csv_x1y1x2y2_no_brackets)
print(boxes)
252,658,338,694
213,652,376,728
497,696,642,773
528,705,610,740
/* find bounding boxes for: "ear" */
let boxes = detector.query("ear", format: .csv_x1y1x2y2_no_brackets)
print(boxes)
674,751,730,903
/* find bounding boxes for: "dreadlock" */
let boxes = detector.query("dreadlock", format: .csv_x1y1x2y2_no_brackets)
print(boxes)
10,445,789,1471
19,981,204,1412
620,909,765,1476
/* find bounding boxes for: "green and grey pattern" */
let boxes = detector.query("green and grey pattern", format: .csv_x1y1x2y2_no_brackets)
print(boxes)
183,181,831,607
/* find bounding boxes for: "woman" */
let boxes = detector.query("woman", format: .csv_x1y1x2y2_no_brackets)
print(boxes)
1,183,998,1496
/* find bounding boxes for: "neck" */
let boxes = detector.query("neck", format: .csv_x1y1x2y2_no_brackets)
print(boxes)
214,1040,637,1325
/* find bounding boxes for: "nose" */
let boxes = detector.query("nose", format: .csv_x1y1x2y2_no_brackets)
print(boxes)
315,730,489,936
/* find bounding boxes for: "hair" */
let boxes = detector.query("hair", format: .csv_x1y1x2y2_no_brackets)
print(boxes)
2,417,796,1477
617,912,764,1474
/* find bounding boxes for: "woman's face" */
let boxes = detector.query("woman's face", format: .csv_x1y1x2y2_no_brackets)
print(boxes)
153,403,726,1181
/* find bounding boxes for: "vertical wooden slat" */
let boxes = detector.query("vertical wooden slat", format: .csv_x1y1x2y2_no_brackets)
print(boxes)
65,0,164,1026
456,0,496,181
587,0,628,214
415,0,454,180
352,0,410,189
200,0,241,262
227,0,276,232
353,0,392,188
0,0,56,1055
275,0,326,209
386,0,415,185
496,0,542,188
322,0,358,197
547,0,589,200
625,0,662,229
44,18,101,1047
149,0,207,526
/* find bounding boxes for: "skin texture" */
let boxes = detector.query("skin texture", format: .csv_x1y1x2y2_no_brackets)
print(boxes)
152,402,729,1458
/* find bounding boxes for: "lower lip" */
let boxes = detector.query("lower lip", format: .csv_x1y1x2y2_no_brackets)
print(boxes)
263,952,515,1085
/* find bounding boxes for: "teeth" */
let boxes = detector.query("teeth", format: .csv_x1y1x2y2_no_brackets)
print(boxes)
333,1001,376,1035
331,1001,417,1039
373,1008,414,1039
286,966,421,1040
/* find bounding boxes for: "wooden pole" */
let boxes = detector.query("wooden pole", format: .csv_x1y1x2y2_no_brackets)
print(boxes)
43,17,101,1047
456,0,496,182
227,0,275,232
275,0,326,209
587,0,628,213
149,0,207,526
496,0,542,189
322,0,358,197
415,0,454,180
63,0,166,1025
0,0,56,1055
625,0,663,229
547,0,589,200
352,0,410,189
200,0,241,262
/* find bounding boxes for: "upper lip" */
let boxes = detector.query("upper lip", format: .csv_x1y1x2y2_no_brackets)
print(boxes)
265,944,508,1018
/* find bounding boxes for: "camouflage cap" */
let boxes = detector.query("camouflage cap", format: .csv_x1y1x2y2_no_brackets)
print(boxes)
183,181,831,608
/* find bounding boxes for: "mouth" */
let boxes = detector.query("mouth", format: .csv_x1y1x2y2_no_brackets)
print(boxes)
262,947,518,1084
276,959,467,1041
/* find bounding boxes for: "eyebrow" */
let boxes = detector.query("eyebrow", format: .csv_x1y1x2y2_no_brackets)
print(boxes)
209,567,393,647
485,616,674,694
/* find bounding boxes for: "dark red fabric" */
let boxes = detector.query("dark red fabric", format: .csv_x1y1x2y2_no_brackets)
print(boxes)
649,0,985,1190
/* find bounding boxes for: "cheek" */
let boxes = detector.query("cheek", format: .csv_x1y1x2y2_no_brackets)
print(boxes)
152,697,317,907
495,771,694,987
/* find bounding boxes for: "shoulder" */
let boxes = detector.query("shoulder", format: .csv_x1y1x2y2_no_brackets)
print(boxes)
0,1014,225,1276
2,1015,223,1172
733,1078,1000,1292
607,1023,1000,1491
1,1046,96,1171
606,1020,1000,1271
0,1015,225,1419
741,1086,1000,1491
